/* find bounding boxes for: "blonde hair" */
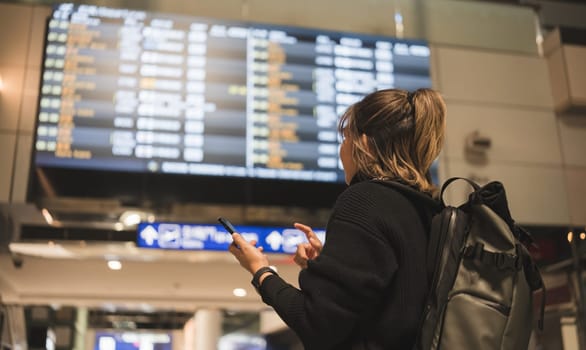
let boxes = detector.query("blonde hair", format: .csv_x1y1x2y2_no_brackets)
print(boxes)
338,88,446,194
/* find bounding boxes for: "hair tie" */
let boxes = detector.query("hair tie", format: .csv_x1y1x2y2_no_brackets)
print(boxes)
406,91,416,118
406,91,415,106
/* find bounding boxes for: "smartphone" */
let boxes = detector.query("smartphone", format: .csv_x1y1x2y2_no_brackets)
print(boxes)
217,216,237,234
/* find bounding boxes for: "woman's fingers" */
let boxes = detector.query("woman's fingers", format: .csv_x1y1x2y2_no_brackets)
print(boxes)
296,243,309,260
294,243,310,269
228,233,270,274
294,222,313,236
294,222,319,241
231,232,247,247
294,222,322,254
246,239,264,252
308,236,323,253
229,234,242,253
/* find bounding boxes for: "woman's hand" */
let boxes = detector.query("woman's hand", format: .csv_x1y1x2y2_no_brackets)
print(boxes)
229,232,270,275
293,222,323,269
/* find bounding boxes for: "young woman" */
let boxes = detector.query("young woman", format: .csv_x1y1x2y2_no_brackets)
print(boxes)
229,88,447,349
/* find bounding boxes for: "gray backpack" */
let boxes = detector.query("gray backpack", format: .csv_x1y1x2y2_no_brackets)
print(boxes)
413,177,546,350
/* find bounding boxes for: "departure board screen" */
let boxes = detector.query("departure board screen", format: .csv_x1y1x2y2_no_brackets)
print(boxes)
34,3,432,184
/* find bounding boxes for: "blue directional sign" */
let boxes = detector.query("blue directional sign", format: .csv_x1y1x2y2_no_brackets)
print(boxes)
137,222,326,254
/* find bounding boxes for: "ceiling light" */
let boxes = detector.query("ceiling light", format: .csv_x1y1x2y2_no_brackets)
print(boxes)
119,210,154,227
101,303,116,312
107,260,122,270
233,288,247,297
140,303,154,313
121,212,142,226
41,208,54,225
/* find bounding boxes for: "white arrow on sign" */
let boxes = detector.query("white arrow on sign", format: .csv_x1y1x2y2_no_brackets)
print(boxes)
265,230,282,251
140,225,159,246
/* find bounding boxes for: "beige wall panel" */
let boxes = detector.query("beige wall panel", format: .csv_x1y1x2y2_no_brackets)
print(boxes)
144,0,244,21
565,167,586,226
444,104,562,165
243,0,311,29
444,160,570,225
430,45,441,89
247,0,395,36
557,115,586,167
11,134,33,203
564,45,586,105
422,0,537,54
18,68,41,134
546,47,570,112
437,152,449,185
0,65,26,132
436,47,554,109
0,3,32,66
0,132,16,202
26,6,52,69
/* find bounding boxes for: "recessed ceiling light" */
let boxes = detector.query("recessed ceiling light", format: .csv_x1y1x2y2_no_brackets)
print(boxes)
140,303,154,313
119,210,155,227
107,260,122,270
233,288,247,297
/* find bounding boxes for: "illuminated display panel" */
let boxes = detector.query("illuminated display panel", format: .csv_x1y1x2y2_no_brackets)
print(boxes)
94,331,172,350
137,222,326,254
34,3,432,183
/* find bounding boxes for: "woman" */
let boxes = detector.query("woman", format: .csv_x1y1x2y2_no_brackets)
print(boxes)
229,88,447,349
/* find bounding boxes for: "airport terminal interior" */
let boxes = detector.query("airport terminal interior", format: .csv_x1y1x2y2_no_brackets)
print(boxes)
0,0,585,349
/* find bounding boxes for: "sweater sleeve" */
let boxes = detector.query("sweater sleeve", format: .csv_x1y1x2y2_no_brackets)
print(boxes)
258,183,399,349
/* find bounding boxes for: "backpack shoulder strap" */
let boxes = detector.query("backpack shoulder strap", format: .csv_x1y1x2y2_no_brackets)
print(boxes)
439,177,480,207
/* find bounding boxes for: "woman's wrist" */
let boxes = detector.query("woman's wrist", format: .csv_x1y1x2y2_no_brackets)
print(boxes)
251,266,278,293
251,265,268,275
258,270,273,285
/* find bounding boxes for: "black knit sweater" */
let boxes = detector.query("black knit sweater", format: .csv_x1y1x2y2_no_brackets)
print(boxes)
259,178,440,349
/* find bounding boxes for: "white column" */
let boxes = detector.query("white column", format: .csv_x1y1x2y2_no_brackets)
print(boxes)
72,307,88,350
186,308,222,350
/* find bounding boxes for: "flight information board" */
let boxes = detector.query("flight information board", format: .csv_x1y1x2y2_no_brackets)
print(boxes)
34,3,432,183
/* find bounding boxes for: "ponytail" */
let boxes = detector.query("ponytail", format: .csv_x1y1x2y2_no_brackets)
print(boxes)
410,88,447,193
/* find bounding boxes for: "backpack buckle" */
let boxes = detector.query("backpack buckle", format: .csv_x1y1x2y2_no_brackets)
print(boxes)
514,255,522,270
473,242,485,260
461,243,485,260
495,254,510,270
495,252,521,271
